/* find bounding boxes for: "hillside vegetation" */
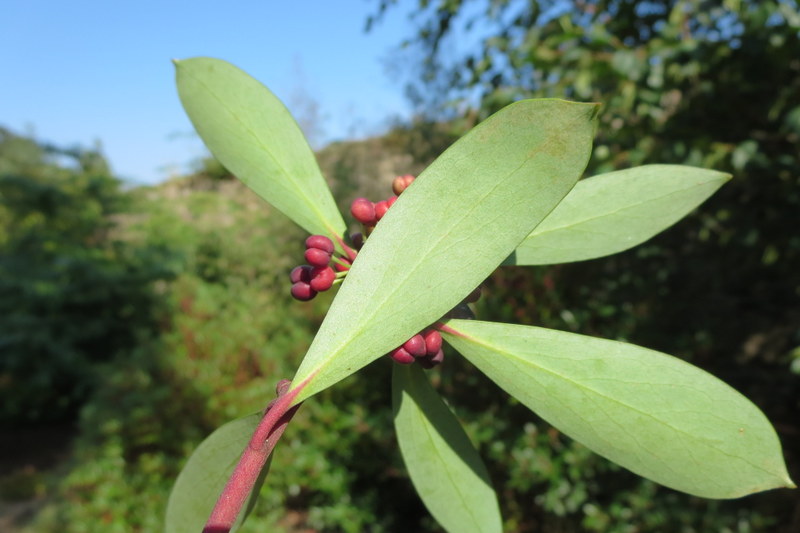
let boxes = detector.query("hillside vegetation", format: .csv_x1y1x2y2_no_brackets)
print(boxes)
0,114,797,531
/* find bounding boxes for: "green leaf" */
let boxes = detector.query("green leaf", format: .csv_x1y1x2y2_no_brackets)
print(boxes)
165,413,268,533
174,57,346,242
291,99,599,402
504,165,731,265
441,319,795,498
393,364,502,533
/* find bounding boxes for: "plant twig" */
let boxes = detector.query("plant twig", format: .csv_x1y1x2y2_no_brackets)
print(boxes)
202,381,304,533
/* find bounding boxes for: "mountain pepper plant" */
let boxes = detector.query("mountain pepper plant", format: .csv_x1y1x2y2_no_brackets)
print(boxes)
165,58,794,533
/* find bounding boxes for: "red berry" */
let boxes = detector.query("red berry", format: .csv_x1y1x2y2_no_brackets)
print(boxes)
374,200,389,220
403,334,426,357
418,349,444,369
422,329,443,355
390,347,415,364
309,266,335,291
291,282,317,301
386,195,398,208
392,174,415,195
305,247,332,267
290,265,312,283
351,198,376,225
305,235,334,254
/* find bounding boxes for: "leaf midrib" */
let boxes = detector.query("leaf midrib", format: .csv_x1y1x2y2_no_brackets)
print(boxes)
451,327,780,482
525,179,721,239
407,374,486,530
184,65,341,237
297,105,593,389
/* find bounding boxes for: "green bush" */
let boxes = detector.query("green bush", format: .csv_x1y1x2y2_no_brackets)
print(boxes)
0,128,172,424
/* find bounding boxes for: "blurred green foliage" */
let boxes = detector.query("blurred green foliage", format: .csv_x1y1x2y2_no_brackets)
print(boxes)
4,1,800,530
369,0,800,530
0,128,173,423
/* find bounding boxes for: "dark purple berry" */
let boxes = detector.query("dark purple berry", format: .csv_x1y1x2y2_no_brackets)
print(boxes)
350,232,364,250
291,281,317,301
351,198,377,225
305,235,334,254
403,334,426,357
390,347,415,364
290,265,312,283
309,266,335,291
374,200,389,220
422,329,443,355
392,174,415,195
418,349,444,369
305,247,332,267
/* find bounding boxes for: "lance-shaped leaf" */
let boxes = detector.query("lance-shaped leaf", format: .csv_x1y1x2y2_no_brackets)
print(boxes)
441,319,795,498
393,364,502,533
290,99,599,403
174,57,346,243
504,165,731,265
166,414,268,533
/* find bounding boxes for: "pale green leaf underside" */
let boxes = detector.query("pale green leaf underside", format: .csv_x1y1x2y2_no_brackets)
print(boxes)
393,365,502,533
166,413,267,533
442,319,794,498
291,99,599,402
504,165,731,265
174,57,346,242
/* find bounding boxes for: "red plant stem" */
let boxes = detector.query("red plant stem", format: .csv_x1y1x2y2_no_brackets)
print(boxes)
333,234,358,262
202,383,305,533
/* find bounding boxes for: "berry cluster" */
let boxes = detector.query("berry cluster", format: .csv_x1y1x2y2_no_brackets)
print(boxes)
289,235,339,301
289,173,482,370
350,174,416,231
388,328,444,368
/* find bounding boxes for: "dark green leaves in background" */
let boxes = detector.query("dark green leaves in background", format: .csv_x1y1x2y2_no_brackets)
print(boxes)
441,319,794,498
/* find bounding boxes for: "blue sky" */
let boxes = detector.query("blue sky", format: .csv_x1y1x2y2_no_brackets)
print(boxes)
1,1,418,184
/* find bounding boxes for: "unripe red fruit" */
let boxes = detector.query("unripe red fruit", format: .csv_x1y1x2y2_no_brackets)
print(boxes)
305,235,334,254
305,247,332,267
309,266,335,291
290,265,312,283
390,347,415,364
403,334,426,357
374,200,389,220
291,281,317,301
422,329,443,355
351,198,376,225
392,174,415,195
386,195,398,208
418,349,444,369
